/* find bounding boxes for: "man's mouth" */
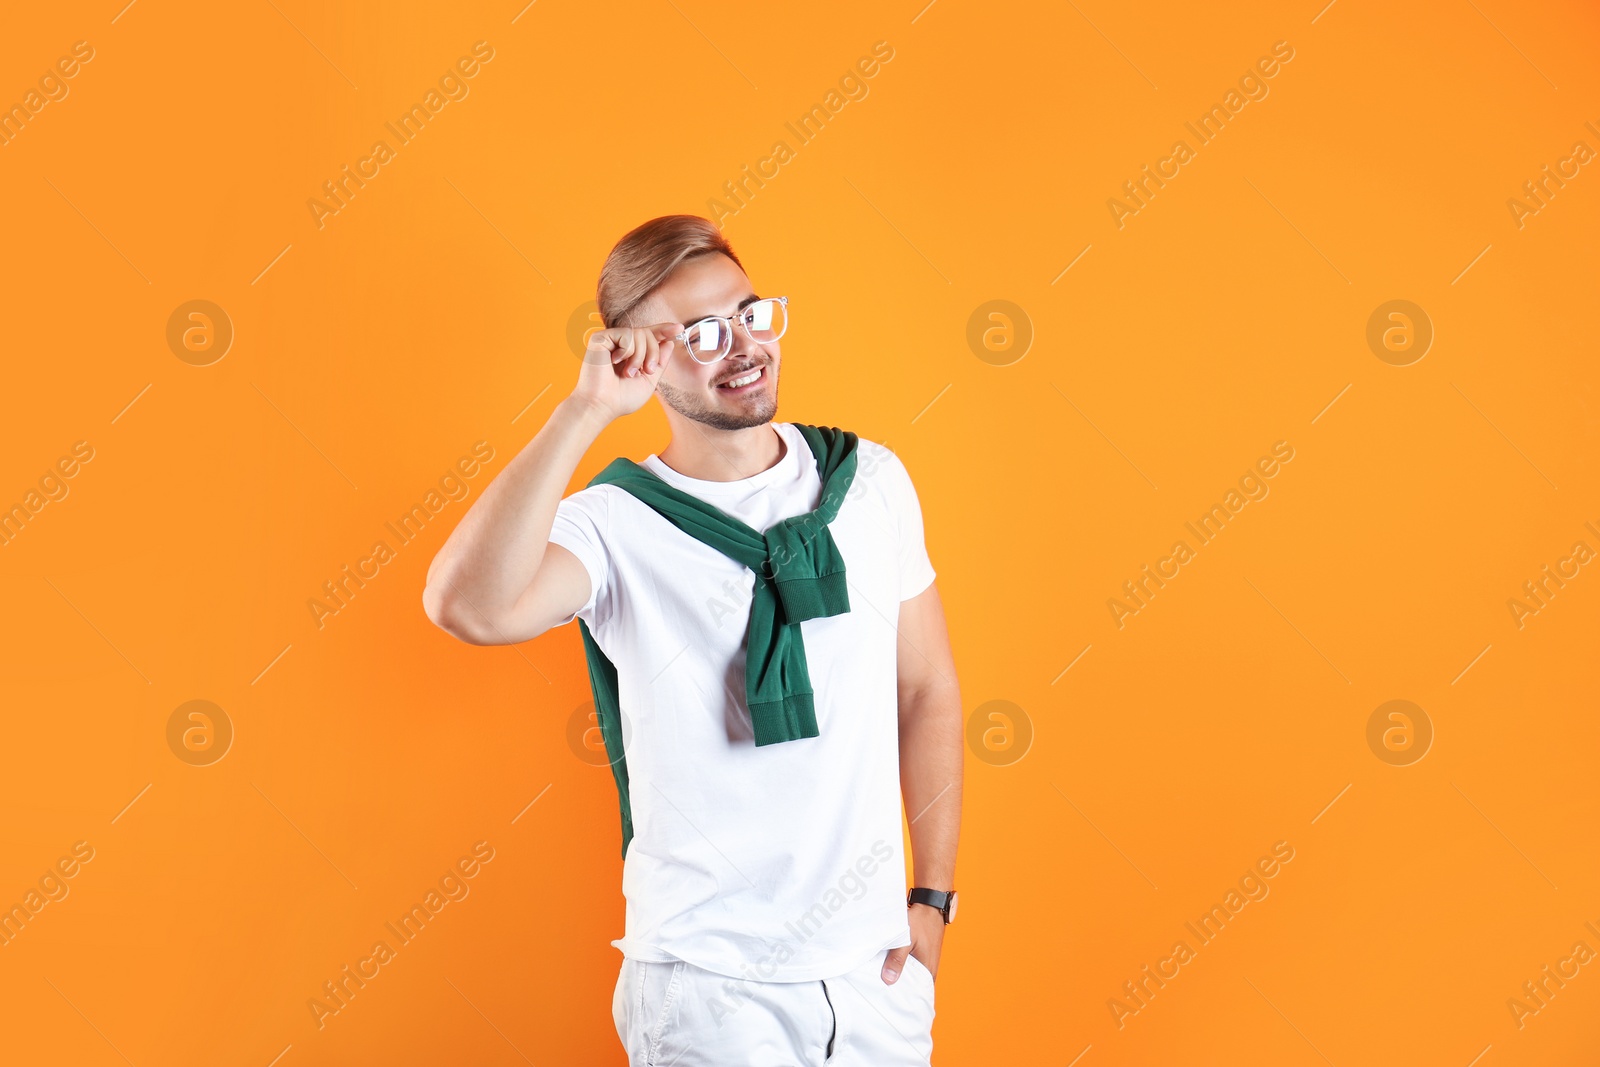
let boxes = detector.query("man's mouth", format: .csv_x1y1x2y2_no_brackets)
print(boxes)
716,366,766,393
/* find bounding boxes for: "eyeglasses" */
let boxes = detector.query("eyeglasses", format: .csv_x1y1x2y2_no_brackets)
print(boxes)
675,296,789,364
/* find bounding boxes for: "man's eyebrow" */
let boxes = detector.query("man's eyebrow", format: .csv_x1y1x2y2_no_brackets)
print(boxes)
686,293,760,322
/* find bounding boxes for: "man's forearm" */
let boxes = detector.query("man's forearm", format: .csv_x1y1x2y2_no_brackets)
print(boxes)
898,681,963,889
423,396,610,624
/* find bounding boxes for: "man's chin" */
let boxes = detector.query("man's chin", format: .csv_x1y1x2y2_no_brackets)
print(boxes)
705,397,778,430
658,383,777,430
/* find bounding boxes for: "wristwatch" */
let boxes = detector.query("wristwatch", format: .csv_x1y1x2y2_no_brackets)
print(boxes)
907,887,958,924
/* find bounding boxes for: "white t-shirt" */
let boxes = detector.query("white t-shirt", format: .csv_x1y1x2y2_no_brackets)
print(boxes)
547,420,937,982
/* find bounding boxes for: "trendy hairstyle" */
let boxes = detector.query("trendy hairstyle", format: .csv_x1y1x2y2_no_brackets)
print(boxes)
597,215,744,329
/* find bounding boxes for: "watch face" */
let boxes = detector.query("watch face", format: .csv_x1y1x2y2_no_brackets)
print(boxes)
946,891,958,923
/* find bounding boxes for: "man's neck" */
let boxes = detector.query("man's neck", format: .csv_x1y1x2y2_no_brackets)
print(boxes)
656,421,785,482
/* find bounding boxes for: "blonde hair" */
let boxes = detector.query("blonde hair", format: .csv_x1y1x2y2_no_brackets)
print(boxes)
597,215,744,328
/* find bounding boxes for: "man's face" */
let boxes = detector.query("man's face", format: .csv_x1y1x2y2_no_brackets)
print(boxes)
638,253,779,431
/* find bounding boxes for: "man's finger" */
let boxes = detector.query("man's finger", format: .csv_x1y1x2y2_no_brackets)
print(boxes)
881,946,910,984
628,328,651,376
611,332,635,365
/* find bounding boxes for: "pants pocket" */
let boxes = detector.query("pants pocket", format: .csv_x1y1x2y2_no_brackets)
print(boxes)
642,960,686,1066
905,952,936,1003
615,959,687,1067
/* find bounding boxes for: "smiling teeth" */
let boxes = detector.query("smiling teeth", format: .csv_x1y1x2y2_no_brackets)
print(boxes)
722,369,761,388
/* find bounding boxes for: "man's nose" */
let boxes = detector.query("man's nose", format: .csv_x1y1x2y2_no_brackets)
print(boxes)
730,320,766,358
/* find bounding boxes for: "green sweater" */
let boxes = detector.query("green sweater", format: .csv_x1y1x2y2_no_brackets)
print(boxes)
575,424,860,856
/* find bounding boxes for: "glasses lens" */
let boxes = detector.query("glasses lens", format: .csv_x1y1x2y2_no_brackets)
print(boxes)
685,319,725,358
744,298,787,344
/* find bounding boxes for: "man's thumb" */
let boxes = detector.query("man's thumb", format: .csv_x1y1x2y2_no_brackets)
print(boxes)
881,946,910,984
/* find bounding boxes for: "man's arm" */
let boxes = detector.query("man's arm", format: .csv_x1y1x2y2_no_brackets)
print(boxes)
422,396,610,644
422,321,680,645
885,579,963,983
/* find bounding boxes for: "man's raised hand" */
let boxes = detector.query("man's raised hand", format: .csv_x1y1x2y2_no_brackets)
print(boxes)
571,322,682,422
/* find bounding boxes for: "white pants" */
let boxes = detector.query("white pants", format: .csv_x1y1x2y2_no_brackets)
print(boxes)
612,946,936,1066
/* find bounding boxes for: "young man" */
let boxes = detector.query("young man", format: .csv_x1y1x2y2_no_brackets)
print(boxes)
422,215,962,1065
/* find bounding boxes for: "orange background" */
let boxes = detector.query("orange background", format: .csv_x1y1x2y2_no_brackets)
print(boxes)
2,0,1598,1063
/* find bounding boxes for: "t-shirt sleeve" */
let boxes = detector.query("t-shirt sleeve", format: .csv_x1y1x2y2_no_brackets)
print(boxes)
878,447,936,601
547,488,612,627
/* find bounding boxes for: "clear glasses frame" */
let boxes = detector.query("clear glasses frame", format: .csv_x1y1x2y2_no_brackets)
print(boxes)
675,296,789,364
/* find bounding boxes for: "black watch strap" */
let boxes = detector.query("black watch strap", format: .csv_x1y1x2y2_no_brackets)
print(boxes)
907,887,956,924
